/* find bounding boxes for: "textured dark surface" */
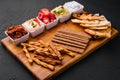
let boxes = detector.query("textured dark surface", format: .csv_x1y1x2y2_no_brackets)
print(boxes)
0,0,120,80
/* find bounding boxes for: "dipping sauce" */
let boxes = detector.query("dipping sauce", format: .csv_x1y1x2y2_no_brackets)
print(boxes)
6,25,27,40
52,5,70,18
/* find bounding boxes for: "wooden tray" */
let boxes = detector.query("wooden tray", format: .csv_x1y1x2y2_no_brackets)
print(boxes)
1,20,118,80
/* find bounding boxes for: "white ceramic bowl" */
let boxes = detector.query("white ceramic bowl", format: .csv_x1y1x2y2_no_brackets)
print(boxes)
52,6,72,23
5,29,29,45
59,12,71,23
22,18,45,37
45,16,59,29
63,1,84,14
36,16,59,30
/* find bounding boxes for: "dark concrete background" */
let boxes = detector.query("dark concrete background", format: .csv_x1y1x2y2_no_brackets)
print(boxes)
0,0,120,80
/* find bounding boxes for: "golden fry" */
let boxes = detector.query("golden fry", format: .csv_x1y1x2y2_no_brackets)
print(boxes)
21,40,75,71
33,57,55,71
23,46,33,63
56,45,75,57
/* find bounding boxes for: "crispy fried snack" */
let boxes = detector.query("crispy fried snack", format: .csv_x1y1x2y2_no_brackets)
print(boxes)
30,53,55,71
21,40,74,71
55,45,75,57
49,42,63,61
35,48,59,60
35,55,61,65
21,43,33,64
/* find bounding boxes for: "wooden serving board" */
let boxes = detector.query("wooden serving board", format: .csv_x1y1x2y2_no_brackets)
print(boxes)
1,20,118,80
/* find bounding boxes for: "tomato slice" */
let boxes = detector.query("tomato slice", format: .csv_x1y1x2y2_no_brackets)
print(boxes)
38,8,56,23
50,13,56,20
42,17,50,24
38,12,44,20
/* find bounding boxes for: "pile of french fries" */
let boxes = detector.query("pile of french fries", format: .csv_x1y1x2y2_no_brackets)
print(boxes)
21,40,75,71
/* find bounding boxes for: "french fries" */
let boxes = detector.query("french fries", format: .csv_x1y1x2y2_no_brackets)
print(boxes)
30,53,55,71
21,40,74,71
55,45,75,57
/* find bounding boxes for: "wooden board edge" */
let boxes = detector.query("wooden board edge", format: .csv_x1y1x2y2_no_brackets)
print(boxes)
0,38,39,80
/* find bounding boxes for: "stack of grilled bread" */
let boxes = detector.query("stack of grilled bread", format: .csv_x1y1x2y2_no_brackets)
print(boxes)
71,13,112,38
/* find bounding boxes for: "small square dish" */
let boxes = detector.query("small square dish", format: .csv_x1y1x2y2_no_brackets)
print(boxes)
45,16,59,29
37,8,59,29
5,25,29,45
63,1,84,13
52,5,72,23
22,18,45,37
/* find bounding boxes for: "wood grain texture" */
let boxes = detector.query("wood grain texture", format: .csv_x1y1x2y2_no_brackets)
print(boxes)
1,20,118,80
